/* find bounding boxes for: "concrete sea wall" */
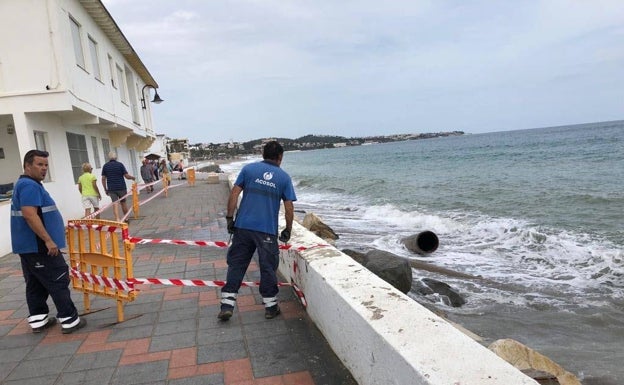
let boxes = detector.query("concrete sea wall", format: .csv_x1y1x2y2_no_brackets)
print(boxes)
278,222,538,385
226,173,537,385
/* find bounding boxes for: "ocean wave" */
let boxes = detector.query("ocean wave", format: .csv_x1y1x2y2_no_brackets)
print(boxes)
225,140,624,310
300,193,624,307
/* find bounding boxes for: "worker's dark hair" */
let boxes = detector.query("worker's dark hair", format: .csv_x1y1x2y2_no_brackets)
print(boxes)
262,141,284,161
23,149,49,168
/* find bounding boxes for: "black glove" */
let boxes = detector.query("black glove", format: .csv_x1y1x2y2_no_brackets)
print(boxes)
279,229,291,243
226,216,235,234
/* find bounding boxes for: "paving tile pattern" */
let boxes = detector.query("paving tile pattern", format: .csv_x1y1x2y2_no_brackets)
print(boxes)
0,180,357,385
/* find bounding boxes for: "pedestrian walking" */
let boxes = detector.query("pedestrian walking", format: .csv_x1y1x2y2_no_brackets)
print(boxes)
159,159,172,187
10,149,86,334
140,158,155,193
77,162,101,218
218,141,297,321
101,152,135,222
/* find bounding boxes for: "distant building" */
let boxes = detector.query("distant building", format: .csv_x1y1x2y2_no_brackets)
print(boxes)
144,133,168,161
0,0,162,256
166,138,190,161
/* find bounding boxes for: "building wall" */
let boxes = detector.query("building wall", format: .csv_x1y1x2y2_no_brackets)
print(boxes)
0,109,140,256
0,1,54,93
0,0,156,134
0,115,22,183
58,0,146,129
0,0,159,257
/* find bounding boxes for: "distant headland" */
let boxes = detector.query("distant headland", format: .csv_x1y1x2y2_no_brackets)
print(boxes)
189,131,464,159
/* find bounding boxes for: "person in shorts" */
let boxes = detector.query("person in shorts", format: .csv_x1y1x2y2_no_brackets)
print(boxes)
77,162,101,218
101,152,136,222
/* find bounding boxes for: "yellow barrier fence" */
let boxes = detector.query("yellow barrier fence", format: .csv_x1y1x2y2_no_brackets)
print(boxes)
132,182,139,219
66,219,136,322
187,168,196,186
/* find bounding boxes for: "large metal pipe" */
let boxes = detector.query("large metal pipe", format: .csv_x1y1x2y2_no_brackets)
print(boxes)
402,230,439,254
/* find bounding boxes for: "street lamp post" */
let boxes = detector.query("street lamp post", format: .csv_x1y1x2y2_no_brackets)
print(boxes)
140,84,164,109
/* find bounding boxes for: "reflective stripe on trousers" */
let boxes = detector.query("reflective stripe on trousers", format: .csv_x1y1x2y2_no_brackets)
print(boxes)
59,314,80,329
262,297,277,308
220,292,237,308
28,314,51,329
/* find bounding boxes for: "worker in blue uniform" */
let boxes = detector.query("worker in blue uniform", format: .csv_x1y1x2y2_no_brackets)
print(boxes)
219,141,297,321
11,150,86,334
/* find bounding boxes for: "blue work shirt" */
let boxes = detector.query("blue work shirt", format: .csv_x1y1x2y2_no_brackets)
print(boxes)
11,175,66,254
234,160,297,235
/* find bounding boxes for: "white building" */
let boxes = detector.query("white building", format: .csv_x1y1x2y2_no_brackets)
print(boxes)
145,133,169,160
0,0,163,256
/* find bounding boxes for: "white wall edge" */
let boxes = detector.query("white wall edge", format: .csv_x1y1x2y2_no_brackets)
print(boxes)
278,224,539,385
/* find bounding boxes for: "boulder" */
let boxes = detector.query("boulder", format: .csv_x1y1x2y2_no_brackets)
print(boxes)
402,231,439,254
413,278,466,307
489,338,582,385
342,249,367,265
197,164,222,173
343,248,412,294
302,213,339,241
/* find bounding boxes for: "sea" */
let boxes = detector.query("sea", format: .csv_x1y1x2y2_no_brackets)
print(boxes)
221,120,624,385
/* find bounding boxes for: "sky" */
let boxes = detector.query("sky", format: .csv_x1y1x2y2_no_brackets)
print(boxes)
101,0,624,144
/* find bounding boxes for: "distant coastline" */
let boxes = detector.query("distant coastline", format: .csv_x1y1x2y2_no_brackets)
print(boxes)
190,131,465,160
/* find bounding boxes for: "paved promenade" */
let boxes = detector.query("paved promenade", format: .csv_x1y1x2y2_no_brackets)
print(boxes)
0,180,357,385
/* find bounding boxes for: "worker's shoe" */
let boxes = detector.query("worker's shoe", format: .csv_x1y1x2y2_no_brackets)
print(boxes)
217,308,234,321
264,305,281,319
61,317,87,334
31,316,57,334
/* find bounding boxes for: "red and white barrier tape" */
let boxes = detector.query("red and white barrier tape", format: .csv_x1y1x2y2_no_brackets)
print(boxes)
125,236,329,252
127,237,230,248
291,280,307,307
67,222,123,233
67,223,328,254
279,243,330,252
85,178,187,221
85,189,135,219
70,267,307,307
121,181,188,222
70,267,292,291
70,267,134,292
136,179,161,189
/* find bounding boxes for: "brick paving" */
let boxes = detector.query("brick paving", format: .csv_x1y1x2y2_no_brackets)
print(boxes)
0,180,357,385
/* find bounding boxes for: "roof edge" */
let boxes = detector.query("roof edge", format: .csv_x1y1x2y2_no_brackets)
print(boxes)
79,0,159,88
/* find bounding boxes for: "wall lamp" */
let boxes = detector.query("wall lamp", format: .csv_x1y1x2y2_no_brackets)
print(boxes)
141,84,164,109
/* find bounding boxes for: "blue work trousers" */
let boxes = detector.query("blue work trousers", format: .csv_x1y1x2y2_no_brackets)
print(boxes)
20,252,79,322
222,228,279,301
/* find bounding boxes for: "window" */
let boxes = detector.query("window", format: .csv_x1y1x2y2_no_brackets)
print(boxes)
129,149,138,178
91,136,101,168
70,16,85,69
88,36,101,80
66,133,89,182
124,66,140,123
102,138,111,159
108,54,116,88
33,131,51,182
116,64,126,103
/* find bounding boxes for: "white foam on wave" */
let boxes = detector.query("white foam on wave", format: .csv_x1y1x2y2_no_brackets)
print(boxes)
299,189,624,307
231,161,624,308
219,157,258,174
